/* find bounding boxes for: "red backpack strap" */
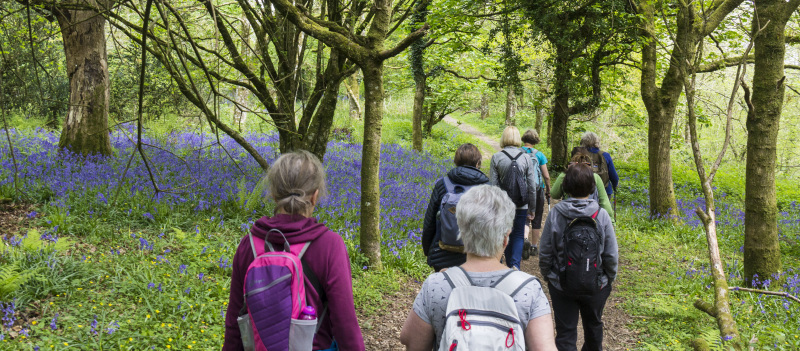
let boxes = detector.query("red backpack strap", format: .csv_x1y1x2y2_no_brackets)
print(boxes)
591,210,600,219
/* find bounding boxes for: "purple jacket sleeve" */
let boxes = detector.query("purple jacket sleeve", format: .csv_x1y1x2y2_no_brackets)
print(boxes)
322,234,366,351
223,237,251,351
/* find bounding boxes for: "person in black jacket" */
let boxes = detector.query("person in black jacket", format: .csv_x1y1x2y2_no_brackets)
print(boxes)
422,143,489,271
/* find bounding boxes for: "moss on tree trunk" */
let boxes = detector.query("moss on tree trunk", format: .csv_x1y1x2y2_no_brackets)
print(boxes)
360,62,384,270
744,0,793,286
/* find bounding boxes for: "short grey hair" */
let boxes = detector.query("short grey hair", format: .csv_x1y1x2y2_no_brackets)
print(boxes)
456,185,516,257
580,132,601,148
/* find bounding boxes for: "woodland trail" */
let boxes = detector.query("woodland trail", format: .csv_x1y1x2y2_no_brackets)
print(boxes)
443,115,501,160
359,119,638,349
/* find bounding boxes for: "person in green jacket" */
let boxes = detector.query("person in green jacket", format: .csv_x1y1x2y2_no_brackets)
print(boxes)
551,154,615,221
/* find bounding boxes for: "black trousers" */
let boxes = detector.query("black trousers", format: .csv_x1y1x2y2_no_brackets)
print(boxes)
548,282,612,351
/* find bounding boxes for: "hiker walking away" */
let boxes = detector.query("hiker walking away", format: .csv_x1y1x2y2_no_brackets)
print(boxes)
422,143,489,272
571,132,619,197
539,163,618,351
551,154,614,221
223,151,364,351
521,129,551,260
400,185,556,351
489,126,538,269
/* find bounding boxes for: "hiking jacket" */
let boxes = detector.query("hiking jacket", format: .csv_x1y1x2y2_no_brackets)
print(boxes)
551,172,615,220
539,198,618,292
586,147,619,195
489,146,539,210
223,214,365,351
422,166,490,256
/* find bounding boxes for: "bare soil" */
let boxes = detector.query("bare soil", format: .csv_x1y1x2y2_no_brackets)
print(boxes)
0,202,35,239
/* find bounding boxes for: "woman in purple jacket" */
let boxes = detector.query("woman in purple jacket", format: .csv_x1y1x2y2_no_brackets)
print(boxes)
223,150,364,351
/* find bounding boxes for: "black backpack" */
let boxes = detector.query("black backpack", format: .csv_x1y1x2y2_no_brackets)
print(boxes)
558,210,602,294
499,150,528,207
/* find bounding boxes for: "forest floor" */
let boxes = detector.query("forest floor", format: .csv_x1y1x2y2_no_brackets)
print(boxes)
359,120,638,349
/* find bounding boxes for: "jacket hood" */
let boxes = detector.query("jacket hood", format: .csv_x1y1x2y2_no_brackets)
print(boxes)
251,214,329,245
554,198,600,218
447,166,489,186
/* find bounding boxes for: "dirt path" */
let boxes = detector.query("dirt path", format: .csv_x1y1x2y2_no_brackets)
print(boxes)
359,121,637,349
442,115,501,160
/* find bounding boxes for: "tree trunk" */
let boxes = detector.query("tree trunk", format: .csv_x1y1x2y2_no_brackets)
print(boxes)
744,0,792,286
412,77,425,151
409,3,427,152
534,105,544,134
273,15,303,153
480,93,489,120
346,73,361,120
360,62,384,270
302,84,339,160
55,2,112,156
685,59,742,347
639,1,690,218
505,83,516,126
550,51,570,171
647,104,680,217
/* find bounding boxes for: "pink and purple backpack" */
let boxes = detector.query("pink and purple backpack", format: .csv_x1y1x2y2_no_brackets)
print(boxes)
237,229,319,351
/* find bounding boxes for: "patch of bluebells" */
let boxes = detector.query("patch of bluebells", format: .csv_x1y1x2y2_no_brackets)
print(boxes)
0,128,447,260
106,321,120,334
218,256,231,269
1,301,15,329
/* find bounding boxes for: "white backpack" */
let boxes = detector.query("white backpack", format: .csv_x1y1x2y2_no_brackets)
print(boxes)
438,267,536,350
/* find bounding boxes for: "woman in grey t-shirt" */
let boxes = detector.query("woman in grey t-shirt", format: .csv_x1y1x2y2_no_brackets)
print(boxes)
399,185,556,350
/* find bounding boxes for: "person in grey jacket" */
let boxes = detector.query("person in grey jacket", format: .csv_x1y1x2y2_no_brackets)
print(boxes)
539,162,618,351
490,126,538,269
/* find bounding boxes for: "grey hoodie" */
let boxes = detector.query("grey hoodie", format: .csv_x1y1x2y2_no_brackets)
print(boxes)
489,146,538,209
539,198,618,291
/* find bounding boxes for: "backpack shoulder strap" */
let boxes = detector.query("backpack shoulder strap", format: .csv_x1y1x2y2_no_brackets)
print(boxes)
442,266,474,289
248,233,259,258
298,241,328,331
591,210,600,219
442,176,456,194
492,270,538,298
501,149,522,161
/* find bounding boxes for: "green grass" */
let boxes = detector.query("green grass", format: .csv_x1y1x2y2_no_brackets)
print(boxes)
612,167,800,350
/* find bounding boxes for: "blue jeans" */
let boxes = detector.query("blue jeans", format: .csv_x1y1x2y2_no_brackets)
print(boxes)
504,209,528,269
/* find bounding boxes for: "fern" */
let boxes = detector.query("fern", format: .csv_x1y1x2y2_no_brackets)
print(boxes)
697,329,728,351
0,262,33,301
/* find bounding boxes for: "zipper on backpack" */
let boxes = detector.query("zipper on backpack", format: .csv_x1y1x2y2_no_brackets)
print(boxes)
447,309,522,326
449,340,457,351
457,320,514,332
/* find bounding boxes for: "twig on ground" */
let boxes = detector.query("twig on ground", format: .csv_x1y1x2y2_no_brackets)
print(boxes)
729,287,800,304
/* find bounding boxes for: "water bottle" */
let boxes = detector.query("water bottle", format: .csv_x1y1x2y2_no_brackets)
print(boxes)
298,306,316,321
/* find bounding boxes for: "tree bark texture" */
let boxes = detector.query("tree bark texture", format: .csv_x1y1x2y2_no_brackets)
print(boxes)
639,2,692,218
347,73,361,120
412,78,425,151
744,0,797,285
505,83,516,126
550,51,570,172
534,104,544,134
55,1,112,156
685,63,741,348
360,62,384,270
480,93,489,120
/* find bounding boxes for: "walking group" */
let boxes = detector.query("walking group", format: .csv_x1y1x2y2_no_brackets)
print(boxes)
222,127,621,350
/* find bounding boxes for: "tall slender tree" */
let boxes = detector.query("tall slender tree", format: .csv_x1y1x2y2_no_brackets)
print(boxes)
743,0,800,285
269,0,428,269
635,0,743,217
